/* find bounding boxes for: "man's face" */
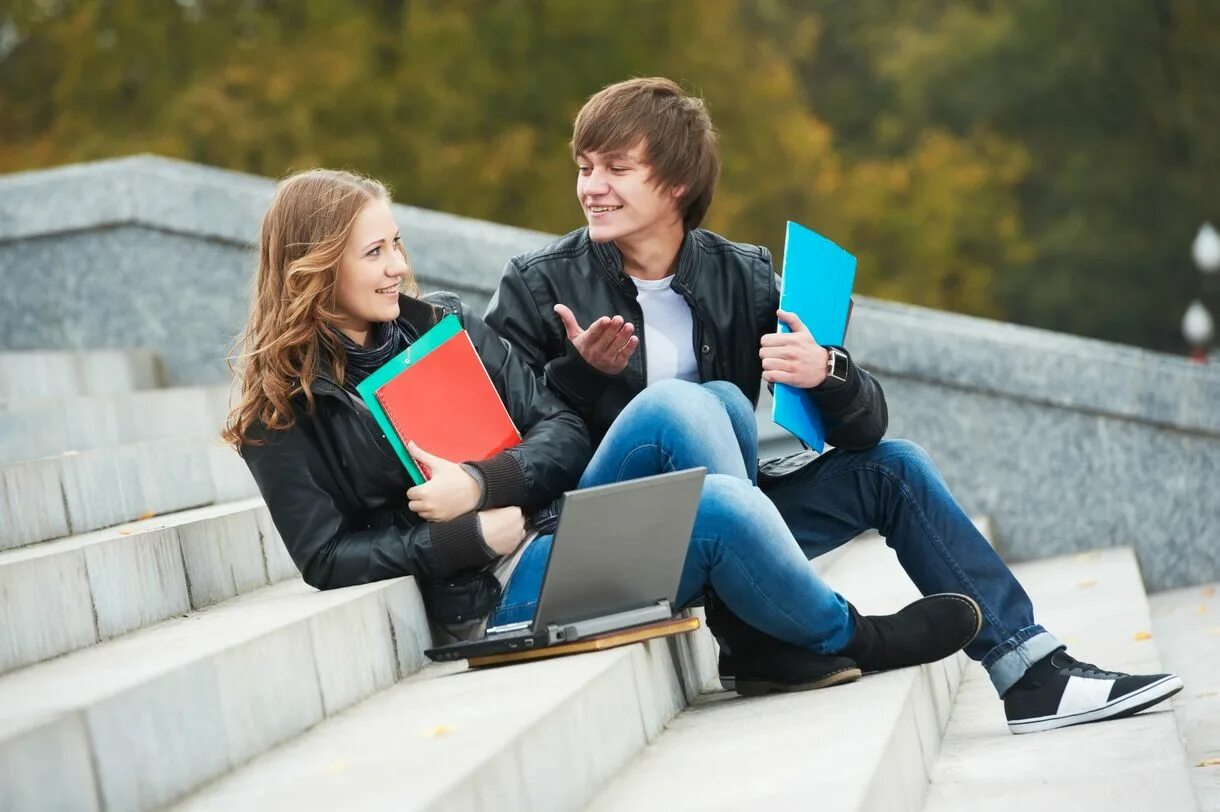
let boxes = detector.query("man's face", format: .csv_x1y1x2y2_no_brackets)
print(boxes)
576,140,685,244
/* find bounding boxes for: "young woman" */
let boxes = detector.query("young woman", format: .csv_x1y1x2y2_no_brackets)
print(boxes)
224,169,978,692
223,169,591,633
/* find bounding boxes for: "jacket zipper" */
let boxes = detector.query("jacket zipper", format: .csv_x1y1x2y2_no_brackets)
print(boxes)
617,275,649,387
673,280,714,380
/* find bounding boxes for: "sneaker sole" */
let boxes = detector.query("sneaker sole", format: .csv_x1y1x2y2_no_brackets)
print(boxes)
731,666,863,697
1007,674,1183,734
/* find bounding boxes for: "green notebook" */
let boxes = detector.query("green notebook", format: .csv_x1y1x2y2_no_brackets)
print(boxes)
356,314,462,484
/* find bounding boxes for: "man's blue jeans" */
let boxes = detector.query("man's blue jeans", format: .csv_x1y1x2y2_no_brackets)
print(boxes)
760,439,1063,696
488,379,856,654
489,379,1061,696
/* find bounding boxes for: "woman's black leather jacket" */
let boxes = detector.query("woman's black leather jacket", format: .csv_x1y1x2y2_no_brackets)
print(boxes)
240,293,591,613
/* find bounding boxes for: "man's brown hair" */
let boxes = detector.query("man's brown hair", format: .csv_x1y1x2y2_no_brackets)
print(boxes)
572,77,720,231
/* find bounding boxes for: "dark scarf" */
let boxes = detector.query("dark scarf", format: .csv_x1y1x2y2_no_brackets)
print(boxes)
334,320,412,392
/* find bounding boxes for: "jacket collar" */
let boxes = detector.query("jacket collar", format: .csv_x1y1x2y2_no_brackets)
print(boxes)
588,228,701,293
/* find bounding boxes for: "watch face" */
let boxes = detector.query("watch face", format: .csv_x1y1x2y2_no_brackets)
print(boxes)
829,349,848,381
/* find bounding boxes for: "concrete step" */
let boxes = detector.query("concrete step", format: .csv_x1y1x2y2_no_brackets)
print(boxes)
0,384,232,464
1150,581,1220,811
589,534,967,812
0,349,161,400
165,543,859,811
924,548,1196,811
171,531,917,811
0,576,430,812
0,498,298,676
0,435,257,550
174,620,719,812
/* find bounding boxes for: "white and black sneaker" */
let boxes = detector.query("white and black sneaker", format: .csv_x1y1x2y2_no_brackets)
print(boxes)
1004,648,1182,734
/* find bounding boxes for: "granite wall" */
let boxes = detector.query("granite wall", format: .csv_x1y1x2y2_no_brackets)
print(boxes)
2,156,1216,590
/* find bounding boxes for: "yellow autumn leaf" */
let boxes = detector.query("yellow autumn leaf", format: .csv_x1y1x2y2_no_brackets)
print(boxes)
1133,631,1152,641
1197,604,1208,615
421,725,451,738
1196,758,1220,768
136,510,156,521
1078,580,1097,588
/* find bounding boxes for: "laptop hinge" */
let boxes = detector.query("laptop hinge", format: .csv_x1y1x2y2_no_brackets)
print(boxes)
548,600,673,645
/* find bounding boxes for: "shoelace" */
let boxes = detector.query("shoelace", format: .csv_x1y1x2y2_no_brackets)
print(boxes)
1056,653,1124,679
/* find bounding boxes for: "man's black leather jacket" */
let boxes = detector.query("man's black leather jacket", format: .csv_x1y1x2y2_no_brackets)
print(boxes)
485,227,888,461
241,293,590,605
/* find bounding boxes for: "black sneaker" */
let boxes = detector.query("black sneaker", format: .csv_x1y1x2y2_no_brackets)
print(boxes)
840,594,982,673
1004,649,1183,734
705,592,861,696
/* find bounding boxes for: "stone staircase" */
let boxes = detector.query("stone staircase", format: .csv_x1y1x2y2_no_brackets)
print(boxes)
0,349,1208,811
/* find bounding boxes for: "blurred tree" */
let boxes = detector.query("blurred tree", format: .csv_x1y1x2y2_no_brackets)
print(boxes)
0,0,1213,350
792,0,1220,349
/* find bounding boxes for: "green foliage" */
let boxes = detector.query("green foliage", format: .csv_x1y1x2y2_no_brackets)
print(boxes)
1,0,1215,351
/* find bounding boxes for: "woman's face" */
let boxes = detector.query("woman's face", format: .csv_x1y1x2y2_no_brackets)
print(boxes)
334,197,409,346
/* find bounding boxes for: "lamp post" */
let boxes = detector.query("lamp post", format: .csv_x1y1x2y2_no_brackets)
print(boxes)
1184,223,1220,362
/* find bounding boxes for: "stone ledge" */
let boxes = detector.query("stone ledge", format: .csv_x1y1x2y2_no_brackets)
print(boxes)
849,299,1220,436
590,534,965,812
0,383,232,465
0,349,161,400
0,154,551,294
0,576,428,812
0,437,259,549
925,547,1195,809
0,498,298,676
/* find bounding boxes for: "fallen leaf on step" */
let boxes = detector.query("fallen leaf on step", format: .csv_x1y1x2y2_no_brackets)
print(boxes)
136,510,156,520
1078,579,1097,588
1196,758,1220,768
117,528,134,536
1198,604,1209,615
325,759,349,775
1133,631,1152,641
1204,586,1216,597
421,725,452,738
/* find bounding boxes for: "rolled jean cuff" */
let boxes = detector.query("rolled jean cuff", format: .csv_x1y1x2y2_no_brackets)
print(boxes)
981,626,1065,697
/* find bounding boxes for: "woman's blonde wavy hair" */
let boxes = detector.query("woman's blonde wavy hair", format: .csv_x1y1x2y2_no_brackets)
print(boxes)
221,168,417,449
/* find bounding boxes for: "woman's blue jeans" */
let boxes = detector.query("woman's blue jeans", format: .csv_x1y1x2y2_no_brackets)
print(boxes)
487,379,856,654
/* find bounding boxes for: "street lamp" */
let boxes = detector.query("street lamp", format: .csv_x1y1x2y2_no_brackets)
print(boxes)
1183,223,1220,362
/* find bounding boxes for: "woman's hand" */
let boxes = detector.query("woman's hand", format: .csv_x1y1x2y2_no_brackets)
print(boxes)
405,442,482,521
477,507,527,556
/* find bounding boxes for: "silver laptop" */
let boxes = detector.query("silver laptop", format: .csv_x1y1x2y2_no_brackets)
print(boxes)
426,467,706,661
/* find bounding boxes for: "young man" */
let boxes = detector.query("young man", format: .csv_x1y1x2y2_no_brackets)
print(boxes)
484,77,1183,733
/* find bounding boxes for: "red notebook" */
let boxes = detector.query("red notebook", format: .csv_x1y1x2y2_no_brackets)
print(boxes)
374,330,521,480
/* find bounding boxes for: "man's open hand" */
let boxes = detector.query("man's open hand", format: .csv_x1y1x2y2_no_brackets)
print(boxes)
760,309,830,388
405,442,481,522
553,303,639,375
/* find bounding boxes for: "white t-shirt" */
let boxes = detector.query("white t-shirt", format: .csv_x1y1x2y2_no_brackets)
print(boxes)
631,275,700,386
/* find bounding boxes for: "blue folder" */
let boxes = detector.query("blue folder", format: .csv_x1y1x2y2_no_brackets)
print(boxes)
771,221,857,452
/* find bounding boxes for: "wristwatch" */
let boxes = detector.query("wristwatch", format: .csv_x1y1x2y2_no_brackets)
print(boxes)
825,347,849,384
